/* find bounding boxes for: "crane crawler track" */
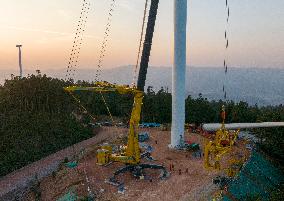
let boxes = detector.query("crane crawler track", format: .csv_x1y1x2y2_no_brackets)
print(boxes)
107,163,170,186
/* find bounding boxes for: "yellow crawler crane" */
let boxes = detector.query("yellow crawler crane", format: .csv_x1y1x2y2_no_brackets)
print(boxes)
65,81,142,165
64,0,168,186
204,105,241,176
64,81,168,185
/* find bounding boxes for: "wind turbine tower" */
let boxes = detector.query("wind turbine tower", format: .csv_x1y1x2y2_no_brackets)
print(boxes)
16,45,23,78
170,0,187,148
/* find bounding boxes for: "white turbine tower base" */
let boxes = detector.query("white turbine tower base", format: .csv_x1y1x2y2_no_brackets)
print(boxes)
170,0,187,148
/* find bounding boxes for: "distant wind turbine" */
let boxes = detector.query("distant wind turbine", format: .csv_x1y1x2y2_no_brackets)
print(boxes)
16,45,23,78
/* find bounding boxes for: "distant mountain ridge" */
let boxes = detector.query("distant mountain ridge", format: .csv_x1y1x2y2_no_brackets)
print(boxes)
1,66,283,106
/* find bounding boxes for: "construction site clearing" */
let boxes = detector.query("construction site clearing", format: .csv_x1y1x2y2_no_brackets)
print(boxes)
24,127,251,201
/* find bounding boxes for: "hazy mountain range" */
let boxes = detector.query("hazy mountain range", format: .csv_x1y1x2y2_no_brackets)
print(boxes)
1,66,283,106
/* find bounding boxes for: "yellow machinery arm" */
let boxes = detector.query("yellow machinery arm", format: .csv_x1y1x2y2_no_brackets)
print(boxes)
64,81,143,165
204,105,240,175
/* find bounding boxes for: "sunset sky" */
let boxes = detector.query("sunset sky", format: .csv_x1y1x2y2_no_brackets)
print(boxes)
0,0,283,74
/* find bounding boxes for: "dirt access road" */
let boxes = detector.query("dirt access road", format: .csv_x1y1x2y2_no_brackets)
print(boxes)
0,127,127,201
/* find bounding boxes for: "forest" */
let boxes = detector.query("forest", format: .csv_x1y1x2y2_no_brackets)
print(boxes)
0,73,283,177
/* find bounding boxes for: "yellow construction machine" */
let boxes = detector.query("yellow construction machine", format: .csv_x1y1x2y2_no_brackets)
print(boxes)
65,82,168,184
64,0,168,186
204,105,242,177
65,81,143,165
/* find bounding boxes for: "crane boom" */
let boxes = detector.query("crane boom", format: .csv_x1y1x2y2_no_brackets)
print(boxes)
64,0,160,166
137,0,159,92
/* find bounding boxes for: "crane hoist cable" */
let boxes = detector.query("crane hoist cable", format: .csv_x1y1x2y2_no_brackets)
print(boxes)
95,0,116,81
65,0,120,129
223,0,230,101
65,1,95,192
64,0,98,125
99,91,115,124
64,0,116,123
132,0,149,87
65,0,153,126
65,0,91,81
64,0,96,121
93,0,117,124
68,91,95,121
95,0,150,124
203,0,239,176
71,90,116,127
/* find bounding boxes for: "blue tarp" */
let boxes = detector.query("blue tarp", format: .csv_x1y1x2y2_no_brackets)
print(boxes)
138,132,150,142
139,122,161,128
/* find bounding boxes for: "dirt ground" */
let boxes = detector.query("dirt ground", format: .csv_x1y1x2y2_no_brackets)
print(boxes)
24,127,250,201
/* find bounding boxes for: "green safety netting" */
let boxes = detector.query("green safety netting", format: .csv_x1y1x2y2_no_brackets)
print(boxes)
65,161,78,168
224,151,284,201
57,190,77,201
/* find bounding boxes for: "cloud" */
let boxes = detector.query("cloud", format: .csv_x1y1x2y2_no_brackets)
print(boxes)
118,0,139,12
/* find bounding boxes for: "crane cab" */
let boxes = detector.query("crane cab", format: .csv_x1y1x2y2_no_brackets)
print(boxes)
97,144,112,165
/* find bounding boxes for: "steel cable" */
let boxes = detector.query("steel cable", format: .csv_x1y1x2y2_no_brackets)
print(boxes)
223,0,230,100
95,0,116,82
65,0,91,81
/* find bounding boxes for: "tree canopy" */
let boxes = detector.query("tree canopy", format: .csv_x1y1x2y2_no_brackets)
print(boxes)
0,74,283,177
